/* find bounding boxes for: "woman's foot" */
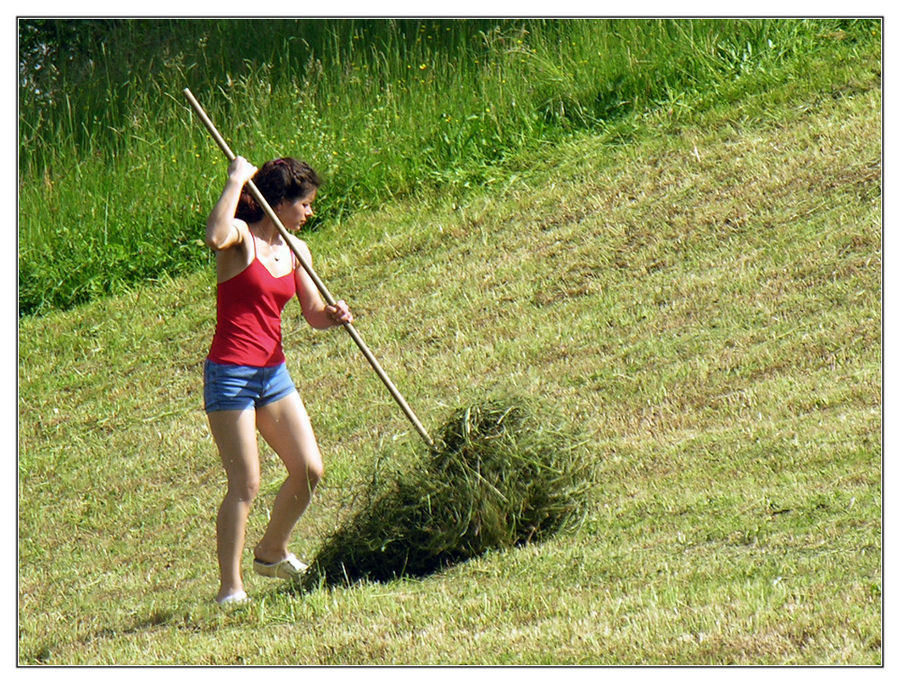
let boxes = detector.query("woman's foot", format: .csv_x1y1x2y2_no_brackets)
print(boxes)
252,553,308,581
216,589,249,605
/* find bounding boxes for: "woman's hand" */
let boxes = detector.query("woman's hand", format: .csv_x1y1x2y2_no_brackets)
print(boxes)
228,156,257,185
325,300,353,327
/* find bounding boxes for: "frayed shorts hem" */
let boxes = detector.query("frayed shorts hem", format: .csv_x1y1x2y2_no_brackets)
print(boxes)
203,359,297,413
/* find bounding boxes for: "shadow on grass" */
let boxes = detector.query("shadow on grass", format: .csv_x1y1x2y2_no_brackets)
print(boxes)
286,396,594,592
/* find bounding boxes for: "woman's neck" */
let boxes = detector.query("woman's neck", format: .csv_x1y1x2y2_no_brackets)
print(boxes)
251,217,280,243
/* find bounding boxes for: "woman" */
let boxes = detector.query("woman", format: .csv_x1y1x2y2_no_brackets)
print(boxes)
203,155,352,605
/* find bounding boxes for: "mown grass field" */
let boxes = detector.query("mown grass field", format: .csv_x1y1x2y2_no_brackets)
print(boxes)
17,21,881,665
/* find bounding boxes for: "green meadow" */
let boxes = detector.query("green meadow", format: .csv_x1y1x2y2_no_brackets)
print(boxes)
18,18,881,664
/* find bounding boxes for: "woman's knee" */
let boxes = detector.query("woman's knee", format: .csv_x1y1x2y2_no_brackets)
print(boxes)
227,473,261,502
306,458,324,488
287,455,323,491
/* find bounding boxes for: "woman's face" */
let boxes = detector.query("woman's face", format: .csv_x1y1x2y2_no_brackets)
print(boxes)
276,189,317,231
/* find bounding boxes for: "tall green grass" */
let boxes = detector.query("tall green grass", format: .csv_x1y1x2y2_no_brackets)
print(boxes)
18,18,878,315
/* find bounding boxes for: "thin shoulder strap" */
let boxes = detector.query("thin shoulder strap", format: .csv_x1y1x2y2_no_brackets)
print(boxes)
284,235,297,271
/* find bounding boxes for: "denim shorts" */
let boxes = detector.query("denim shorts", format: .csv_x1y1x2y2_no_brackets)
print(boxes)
203,359,297,413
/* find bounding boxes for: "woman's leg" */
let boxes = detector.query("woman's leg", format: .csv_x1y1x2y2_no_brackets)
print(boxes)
207,408,260,601
252,391,324,563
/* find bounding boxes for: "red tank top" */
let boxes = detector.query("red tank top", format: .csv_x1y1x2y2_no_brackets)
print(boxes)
207,236,296,367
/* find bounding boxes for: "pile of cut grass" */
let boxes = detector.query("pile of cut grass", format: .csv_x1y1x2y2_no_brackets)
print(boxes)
301,397,593,588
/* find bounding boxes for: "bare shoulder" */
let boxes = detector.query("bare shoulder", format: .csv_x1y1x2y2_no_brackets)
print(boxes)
214,218,254,281
211,217,250,251
221,218,252,257
286,233,312,261
232,217,251,242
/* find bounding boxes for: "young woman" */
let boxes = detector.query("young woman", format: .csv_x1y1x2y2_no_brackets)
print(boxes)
203,155,352,604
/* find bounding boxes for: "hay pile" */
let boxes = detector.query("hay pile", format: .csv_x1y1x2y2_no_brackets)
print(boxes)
301,397,592,588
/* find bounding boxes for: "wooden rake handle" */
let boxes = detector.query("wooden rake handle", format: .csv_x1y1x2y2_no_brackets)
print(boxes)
184,88,434,450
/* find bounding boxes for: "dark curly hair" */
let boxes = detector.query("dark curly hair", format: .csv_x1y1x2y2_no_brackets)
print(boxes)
235,158,322,223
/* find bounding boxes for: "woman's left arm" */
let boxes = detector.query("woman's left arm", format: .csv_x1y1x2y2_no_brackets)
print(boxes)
290,237,354,330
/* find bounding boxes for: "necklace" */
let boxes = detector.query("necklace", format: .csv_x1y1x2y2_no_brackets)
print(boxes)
254,231,282,260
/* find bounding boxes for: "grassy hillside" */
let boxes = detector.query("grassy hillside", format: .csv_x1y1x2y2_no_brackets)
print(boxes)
17,28,881,664
18,18,877,315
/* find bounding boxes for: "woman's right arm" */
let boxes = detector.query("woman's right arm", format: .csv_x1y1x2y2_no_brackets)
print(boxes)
205,156,257,251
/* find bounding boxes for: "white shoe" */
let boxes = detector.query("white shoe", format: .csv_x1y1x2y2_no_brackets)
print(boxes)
253,553,308,581
216,590,249,605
